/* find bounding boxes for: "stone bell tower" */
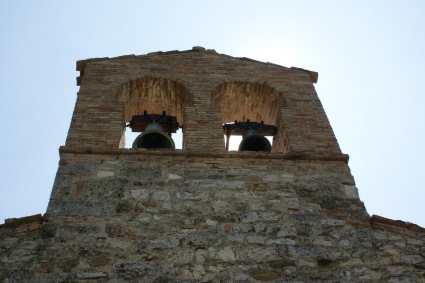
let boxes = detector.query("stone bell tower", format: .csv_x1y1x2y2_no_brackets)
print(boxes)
1,47,424,282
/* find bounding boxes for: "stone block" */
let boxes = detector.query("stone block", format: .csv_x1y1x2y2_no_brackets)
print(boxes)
343,185,359,199
217,247,236,262
402,255,424,264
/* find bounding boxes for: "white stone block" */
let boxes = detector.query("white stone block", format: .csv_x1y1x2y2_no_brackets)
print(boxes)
153,191,171,201
130,189,149,200
97,170,114,177
168,173,183,180
217,247,236,262
343,185,359,198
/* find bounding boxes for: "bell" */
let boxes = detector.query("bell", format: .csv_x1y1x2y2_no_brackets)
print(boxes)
132,121,175,149
238,129,271,152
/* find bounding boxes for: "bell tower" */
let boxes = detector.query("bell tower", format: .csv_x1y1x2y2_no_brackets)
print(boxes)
2,47,424,282
48,46,352,219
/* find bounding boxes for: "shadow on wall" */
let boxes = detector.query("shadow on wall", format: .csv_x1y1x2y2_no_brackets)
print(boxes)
119,79,287,152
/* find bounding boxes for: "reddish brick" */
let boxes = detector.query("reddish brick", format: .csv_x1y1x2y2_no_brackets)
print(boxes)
128,231,138,240
323,209,348,218
33,262,51,273
28,223,40,231
371,214,425,234
75,181,85,200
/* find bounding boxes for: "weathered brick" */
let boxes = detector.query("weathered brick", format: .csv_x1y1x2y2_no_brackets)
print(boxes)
2,48,424,283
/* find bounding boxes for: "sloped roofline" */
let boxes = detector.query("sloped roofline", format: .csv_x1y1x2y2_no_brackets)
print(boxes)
75,46,318,85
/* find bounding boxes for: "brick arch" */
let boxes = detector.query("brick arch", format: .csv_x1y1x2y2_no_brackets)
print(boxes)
116,77,193,148
211,81,288,152
117,76,193,124
211,81,286,125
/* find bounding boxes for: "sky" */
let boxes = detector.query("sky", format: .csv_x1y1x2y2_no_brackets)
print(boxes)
1,1,424,227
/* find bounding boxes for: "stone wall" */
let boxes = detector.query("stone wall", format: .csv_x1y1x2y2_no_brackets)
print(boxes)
1,150,424,282
1,48,424,282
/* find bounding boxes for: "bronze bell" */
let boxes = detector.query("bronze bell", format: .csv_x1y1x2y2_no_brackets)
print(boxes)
238,128,271,152
132,121,175,149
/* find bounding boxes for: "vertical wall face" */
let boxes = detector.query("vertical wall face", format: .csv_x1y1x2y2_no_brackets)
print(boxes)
11,49,425,282
66,49,341,153
43,49,373,280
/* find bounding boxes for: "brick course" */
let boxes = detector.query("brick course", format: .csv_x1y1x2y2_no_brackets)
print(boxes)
68,47,338,153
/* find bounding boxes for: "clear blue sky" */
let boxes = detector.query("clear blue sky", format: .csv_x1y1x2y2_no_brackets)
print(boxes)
1,1,424,227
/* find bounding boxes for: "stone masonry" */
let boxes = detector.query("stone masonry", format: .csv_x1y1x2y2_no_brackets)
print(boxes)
1,47,424,282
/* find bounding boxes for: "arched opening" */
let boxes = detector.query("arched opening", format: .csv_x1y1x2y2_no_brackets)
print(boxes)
211,82,287,152
118,77,191,149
